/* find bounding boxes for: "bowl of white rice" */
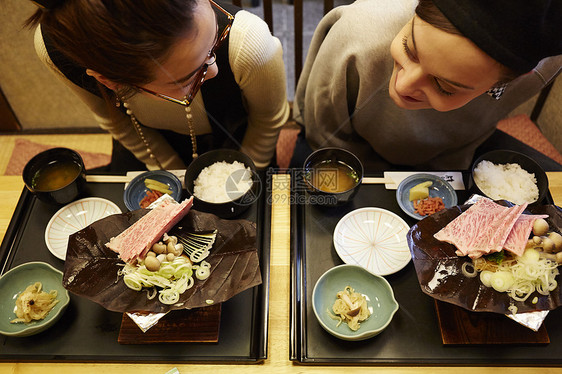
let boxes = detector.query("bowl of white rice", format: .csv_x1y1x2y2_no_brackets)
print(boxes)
184,149,260,218
470,150,548,206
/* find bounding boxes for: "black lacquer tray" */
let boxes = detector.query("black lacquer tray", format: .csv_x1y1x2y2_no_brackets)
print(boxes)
0,179,269,363
290,172,562,365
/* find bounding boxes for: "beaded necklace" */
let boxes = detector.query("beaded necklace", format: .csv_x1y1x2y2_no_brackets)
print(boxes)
121,96,198,170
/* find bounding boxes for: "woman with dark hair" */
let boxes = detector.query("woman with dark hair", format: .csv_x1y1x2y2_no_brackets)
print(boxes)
293,0,562,170
27,0,290,171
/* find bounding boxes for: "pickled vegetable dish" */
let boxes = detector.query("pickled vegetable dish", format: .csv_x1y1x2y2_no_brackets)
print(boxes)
328,286,371,331
11,282,59,324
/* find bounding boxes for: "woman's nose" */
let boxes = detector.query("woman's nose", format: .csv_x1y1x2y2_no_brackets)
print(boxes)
203,53,218,81
205,63,219,81
396,63,424,94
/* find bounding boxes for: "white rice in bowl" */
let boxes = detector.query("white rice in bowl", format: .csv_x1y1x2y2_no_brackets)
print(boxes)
193,161,253,203
473,160,539,204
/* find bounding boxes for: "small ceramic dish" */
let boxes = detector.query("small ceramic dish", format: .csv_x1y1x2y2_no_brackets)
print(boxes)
45,197,122,260
312,264,399,341
396,173,458,220
333,207,411,276
0,262,70,337
123,170,183,211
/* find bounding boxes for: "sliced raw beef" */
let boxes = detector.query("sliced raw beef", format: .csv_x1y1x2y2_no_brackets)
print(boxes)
503,213,548,256
106,197,193,263
434,199,527,259
482,202,528,257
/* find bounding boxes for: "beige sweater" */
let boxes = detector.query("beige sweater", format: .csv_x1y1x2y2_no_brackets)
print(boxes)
295,0,562,170
35,10,290,170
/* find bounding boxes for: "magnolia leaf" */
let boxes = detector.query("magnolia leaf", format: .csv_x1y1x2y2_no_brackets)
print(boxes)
408,202,562,314
63,209,261,313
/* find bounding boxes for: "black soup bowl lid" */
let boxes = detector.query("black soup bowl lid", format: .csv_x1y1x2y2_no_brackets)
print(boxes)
303,147,364,206
22,147,86,205
184,149,261,219
470,150,549,206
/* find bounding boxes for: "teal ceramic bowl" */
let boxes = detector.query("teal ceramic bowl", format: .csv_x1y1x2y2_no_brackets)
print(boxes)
312,264,399,341
0,262,70,337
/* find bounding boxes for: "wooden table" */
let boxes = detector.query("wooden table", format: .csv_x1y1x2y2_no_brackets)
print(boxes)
1,173,562,374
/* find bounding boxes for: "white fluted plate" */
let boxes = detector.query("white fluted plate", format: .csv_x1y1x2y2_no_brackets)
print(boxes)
45,197,122,260
333,207,411,276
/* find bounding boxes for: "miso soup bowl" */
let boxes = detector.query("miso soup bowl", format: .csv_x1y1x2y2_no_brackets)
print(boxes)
22,147,86,205
303,147,363,206
184,149,261,219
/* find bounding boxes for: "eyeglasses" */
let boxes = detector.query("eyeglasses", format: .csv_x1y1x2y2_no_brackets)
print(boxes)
133,0,234,106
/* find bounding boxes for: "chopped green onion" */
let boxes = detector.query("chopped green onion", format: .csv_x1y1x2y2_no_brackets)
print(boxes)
121,256,194,305
120,230,218,305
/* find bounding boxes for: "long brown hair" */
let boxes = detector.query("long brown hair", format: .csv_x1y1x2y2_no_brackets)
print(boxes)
26,0,198,94
415,0,519,83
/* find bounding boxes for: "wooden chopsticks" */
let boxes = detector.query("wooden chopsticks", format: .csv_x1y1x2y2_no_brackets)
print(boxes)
85,175,133,183
86,174,394,185
361,177,394,184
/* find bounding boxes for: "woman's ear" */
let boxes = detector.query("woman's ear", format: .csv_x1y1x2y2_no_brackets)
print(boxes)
86,69,120,91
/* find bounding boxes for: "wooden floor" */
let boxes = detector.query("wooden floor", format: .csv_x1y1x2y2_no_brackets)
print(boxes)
0,133,112,175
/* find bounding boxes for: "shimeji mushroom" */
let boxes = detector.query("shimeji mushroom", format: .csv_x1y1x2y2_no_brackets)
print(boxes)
538,251,562,265
549,232,562,251
532,218,549,237
163,234,183,257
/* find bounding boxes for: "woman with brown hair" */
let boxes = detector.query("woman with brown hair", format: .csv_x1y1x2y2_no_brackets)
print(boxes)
28,0,290,171
293,0,562,170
